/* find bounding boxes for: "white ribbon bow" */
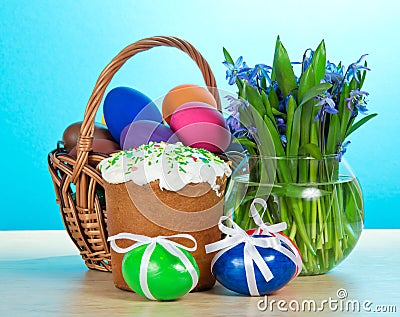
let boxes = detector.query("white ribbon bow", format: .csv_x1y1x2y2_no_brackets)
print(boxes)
108,233,199,300
249,198,302,277
205,198,302,296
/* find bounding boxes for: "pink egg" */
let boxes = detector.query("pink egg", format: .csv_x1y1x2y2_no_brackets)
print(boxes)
169,102,231,153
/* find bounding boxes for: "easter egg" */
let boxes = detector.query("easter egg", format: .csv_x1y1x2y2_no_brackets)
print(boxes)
103,87,162,142
120,120,179,150
246,229,302,280
169,102,230,153
122,243,200,301
62,121,114,152
162,84,218,124
212,236,297,296
69,139,120,158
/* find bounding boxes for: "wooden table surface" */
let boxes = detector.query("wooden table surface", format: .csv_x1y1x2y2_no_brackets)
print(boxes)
0,229,399,317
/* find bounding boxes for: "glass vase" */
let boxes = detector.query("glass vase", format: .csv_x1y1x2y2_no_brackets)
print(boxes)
223,155,364,275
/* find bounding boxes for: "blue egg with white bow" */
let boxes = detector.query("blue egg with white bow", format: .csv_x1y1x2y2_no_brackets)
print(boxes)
211,235,297,296
103,87,162,142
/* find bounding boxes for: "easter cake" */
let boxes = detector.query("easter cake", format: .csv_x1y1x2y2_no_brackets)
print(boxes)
99,141,232,291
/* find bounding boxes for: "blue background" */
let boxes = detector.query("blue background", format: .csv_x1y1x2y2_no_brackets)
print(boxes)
1,0,398,229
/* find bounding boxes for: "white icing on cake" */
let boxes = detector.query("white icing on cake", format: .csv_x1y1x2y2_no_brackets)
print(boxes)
99,142,232,196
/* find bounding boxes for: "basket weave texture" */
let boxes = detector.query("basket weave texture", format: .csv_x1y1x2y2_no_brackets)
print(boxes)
48,36,221,272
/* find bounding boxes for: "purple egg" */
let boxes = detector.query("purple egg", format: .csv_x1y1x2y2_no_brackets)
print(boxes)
120,120,179,150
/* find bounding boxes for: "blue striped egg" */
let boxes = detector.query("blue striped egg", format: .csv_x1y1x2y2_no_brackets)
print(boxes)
212,236,297,296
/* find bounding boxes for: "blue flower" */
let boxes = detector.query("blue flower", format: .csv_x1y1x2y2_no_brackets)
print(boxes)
249,64,273,85
276,118,287,146
344,89,369,115
271,80,279,91
246,126,258,140
314,92,338,121
223,56,251,85
325,61,344,83
280,134,287,146
326,61,344,73
337,141,351,162
357,105,369,115
346,54,371,83
225,95,249,117
237,70,258,87
278,94,293,112
232,128,249,138
226,115,242,132
224,96,251,139
276,117,286,134
230,125,258,141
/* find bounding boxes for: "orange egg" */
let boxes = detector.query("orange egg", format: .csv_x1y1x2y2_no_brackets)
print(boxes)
162,84,217,124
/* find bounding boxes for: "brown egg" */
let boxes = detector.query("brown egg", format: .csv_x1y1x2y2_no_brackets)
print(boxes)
62,121,115,152
162,84,218,125
69,139,121,158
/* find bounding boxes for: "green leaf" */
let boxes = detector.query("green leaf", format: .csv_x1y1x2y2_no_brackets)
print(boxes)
286,96,296,146
299,143,323,160
308,124,319,182
345,113,378,138
298,67,316,149
256,120,275,157
338,82,349,123
245,83,266,117
326,114,341,154
271,108,287,120
359,61,368,88
340,83,352,139
285,184,308,198
268,87,280,109
349,77,357,91
311,39,326,84
263,115,285,157
234,137,258,150
270,35,281,82
300,101,313,146
273,37,297,98
261,91,276,126
236,79,244,97
270,185,286,197
298,82,332,107
345,115,356,135
288,105,302,156
223,47,234,65
261,76,267,90
237,102,252,128
241,103,276,157
298,64,315,103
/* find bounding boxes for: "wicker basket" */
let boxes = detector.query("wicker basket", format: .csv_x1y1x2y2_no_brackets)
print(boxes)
47,36,221,272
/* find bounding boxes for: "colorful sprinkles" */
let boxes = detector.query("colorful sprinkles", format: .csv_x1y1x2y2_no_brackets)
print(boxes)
99,142,232,196
102,142,228,175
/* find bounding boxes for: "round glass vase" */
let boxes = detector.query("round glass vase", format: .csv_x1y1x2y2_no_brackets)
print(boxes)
223,155,364,275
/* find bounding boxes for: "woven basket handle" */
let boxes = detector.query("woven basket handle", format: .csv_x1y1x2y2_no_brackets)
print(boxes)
71,36,221,184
